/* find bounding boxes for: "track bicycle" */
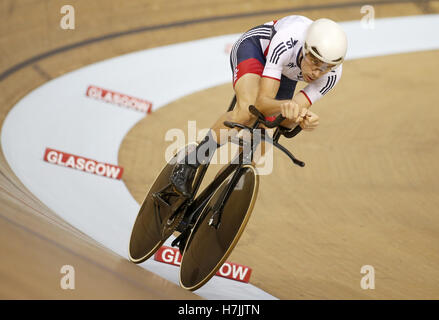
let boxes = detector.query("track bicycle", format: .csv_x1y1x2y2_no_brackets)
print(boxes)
129,97,304,290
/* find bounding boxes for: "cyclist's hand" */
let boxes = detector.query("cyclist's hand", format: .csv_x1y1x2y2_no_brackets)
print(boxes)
280,101,307,123
300,110,319,131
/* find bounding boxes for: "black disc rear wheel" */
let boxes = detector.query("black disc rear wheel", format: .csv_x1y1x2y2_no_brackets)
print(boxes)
128,144,196,264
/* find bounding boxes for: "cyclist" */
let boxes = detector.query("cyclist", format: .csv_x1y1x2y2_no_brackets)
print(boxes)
170,15,348,197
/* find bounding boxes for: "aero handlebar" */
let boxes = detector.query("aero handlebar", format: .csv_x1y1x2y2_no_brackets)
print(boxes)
223,105,305,167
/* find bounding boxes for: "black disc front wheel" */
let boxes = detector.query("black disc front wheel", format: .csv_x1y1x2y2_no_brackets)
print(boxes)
179,164,259,290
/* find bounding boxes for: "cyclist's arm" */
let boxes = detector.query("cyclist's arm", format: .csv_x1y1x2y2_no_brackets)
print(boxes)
255,77,311,116
301,65,343,104
254,26,310,117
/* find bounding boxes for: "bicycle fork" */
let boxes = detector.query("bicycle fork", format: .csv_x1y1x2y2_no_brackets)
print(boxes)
208,167,244,229
208,136,258,229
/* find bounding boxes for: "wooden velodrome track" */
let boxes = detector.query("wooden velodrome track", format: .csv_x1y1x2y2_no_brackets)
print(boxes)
1,0,439,299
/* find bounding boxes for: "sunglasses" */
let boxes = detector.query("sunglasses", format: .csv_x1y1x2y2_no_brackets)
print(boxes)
304,52,336,72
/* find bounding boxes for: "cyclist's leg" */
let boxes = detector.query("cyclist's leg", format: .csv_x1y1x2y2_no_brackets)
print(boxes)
187,36,266,164
210,34,267,146
211,73,261,145
170,34,265,195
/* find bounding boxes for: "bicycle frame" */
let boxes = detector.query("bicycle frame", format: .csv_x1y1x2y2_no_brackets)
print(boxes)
129,100,307,264
176,109,304,234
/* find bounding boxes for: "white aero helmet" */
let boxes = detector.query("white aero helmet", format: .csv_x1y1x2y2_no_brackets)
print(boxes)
304,18,347,66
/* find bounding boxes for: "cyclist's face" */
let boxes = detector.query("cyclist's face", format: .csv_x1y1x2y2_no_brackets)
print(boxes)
301,52,335,82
